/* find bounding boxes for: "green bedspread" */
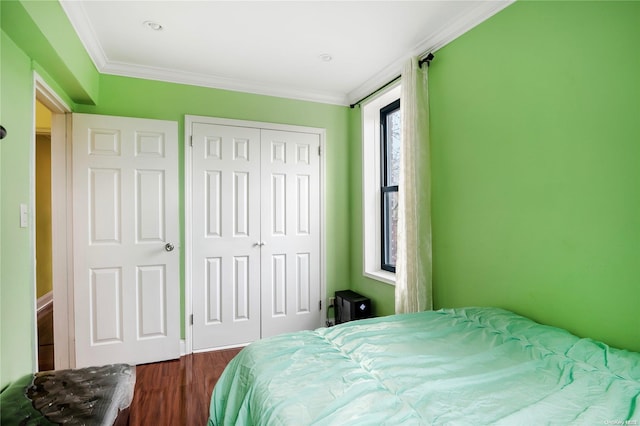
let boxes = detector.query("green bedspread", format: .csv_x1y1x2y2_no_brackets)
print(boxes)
209,307,640,425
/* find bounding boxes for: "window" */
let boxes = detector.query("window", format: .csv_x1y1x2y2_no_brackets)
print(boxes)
362,84,401,285
380,100,400,272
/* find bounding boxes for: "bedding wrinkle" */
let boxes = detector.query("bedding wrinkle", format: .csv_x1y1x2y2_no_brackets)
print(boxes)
627,390,640,420
454,308,640,383
317,321,430,424
210,307,640,425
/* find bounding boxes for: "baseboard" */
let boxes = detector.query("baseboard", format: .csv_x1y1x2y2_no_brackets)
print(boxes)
37,291,53,312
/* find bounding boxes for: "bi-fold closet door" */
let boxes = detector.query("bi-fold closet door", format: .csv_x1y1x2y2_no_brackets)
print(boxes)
190,121,321,351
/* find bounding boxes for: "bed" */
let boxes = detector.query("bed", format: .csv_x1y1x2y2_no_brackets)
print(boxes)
209,307,640,425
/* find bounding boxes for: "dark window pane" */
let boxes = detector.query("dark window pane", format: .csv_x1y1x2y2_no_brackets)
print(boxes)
380,98,400,274
386,109,401,186
382,189,398,271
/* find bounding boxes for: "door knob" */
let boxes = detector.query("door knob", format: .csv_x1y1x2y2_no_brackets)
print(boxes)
165,242,175,252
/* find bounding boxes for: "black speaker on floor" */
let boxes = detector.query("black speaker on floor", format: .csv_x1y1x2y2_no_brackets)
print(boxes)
335,290,372,324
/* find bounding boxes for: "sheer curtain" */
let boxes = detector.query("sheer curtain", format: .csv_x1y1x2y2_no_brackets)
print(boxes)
395,57,433,314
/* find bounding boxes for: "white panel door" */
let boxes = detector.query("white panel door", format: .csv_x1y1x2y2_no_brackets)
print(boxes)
191,123,261,350
260,129,321,337
72,113,180,367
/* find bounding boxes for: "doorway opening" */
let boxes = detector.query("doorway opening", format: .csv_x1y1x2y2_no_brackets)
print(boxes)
34,73,73,370
35,100,54,371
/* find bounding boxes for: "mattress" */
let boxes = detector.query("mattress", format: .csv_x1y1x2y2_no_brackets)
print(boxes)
209,307,640,425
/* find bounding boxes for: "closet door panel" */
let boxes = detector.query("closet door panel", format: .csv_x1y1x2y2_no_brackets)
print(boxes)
190,119,323,351
260,129,321,337
191,124,261,350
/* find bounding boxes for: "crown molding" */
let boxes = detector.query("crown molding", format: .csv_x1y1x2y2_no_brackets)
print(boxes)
346,0,514,105
59,1,109,70
61,0,347,105
61,0,513,107
100,61,350,106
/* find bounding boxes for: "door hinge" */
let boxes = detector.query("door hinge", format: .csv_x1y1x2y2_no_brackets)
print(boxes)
190,135,193,147
319,300,322,311
318,145,321,156
190,314,194,325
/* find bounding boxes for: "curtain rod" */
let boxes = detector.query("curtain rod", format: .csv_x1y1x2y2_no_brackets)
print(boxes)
349,53,434,109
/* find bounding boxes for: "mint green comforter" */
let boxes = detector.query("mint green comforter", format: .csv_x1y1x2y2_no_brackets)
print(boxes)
209,307,640,425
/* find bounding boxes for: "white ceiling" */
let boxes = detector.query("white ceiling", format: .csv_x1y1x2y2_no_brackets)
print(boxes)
60,0,513,106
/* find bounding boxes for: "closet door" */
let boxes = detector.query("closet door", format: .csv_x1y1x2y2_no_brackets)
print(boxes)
191,123,262,350
260,129,321,337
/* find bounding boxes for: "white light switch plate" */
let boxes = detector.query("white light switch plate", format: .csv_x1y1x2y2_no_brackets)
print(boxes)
20,204,28,228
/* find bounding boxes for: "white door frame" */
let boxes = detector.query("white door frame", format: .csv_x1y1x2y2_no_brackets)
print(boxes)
34,73,75,369
184,115,327,354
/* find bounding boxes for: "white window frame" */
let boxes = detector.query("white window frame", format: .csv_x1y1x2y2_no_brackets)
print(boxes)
361,83,401,286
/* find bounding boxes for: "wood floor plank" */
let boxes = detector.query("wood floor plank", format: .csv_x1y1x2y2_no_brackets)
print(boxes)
129,348,242,426
38,305,240,424
37,304,55,371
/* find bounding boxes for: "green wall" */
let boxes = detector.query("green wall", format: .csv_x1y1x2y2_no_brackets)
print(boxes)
75,75,352,334
1,0,96,389
1,0,350,388
350,1,640,352
1,0,98,104
428,1,640,351
3,0,639,392
1,30,37,388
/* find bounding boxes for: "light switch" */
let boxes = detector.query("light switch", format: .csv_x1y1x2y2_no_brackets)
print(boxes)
20,204,28,228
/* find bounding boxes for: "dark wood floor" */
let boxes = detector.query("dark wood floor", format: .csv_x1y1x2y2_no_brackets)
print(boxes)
37,304,241,425
129,348,242,426
37,303,55,371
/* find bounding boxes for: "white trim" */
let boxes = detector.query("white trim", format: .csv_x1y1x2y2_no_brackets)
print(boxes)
102,62,349,106
361,84,401,287
37,291,54,312
58,0,109,71
30,78,38,373
192,343,249,354
35,76,72,113
319,126,328,329
186,115,329,137
183,119,193,356
346,0,514,105
364,269,396,287
184,115,327,354
64,113,76,369
34,72,74,371
60,0,512,107
58,0,346,106
59,1,346,105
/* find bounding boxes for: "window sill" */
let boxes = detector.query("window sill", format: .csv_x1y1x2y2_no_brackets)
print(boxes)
363,269,396,286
